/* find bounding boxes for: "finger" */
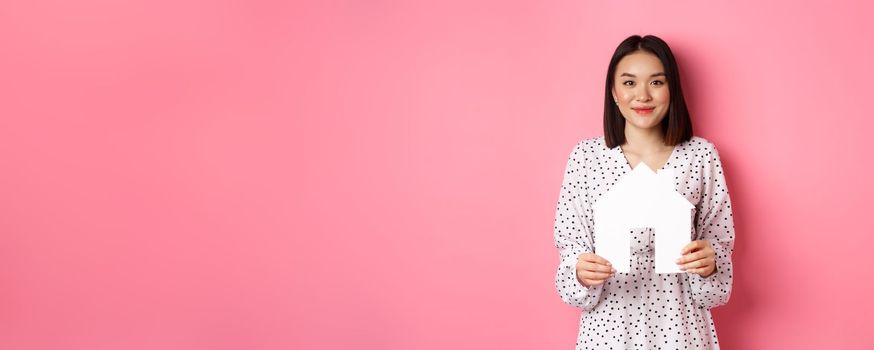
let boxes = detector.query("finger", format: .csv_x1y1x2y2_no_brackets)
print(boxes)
581,254,612,267
583,262,615,274
680,257,715,271
579,270,612,280
582,278,606,287
685,267,710,276
681,240,705,255
586,268,617,280
676,250,710,264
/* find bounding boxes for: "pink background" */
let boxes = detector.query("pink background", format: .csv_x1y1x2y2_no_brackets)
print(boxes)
1,1,872,349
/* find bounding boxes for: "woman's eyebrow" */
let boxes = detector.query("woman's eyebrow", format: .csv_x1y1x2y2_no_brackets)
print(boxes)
619,72,666,78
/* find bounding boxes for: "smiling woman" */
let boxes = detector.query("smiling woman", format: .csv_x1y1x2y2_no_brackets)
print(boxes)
552,34,736,349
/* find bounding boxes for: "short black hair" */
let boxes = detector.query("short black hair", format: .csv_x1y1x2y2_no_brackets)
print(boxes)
603,34,693,148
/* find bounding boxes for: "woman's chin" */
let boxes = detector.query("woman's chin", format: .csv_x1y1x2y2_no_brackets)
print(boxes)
625,119,664,131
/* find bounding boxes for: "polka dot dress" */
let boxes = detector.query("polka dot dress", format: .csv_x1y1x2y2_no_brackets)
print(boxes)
553,135,735,349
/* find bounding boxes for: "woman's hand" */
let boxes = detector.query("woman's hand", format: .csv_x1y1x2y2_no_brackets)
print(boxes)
677,240,716,277
575,253,616,287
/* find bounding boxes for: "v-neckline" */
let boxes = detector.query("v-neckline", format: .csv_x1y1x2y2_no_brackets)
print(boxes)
616,141,679,173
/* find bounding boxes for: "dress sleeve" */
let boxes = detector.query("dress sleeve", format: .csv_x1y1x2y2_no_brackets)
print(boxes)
553,141,604,311
687,141,736,310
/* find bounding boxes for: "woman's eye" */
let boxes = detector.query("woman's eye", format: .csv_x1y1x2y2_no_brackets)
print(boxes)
652,80,665,86
622,81,634,86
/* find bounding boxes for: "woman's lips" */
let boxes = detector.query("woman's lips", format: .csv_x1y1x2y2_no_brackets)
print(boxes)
633,107,655,115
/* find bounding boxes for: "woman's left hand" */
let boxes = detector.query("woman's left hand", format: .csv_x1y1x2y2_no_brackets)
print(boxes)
677,240,716,277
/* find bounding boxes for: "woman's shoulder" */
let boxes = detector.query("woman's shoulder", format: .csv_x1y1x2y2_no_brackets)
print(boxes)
684,136,726,162
686,135,722,151
564,135,607,163
575,135,607,150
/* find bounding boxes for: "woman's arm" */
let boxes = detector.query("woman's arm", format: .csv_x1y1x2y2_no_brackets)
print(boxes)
687,141,736,310
553,141,605,311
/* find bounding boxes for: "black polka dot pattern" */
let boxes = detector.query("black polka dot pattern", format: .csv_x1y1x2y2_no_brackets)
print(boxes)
553,135,735,349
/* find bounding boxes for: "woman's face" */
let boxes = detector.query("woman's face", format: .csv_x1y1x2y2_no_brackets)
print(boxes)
612,51,670,131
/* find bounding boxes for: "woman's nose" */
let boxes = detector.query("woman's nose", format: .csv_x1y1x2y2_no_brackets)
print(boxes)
635,88,652,101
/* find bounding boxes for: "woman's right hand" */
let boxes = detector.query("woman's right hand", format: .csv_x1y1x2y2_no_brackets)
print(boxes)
575,253,616,287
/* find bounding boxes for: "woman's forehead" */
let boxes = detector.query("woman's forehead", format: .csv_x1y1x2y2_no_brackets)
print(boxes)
616,52,664,76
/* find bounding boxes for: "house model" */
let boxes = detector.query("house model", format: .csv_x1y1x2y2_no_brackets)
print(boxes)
592,162,694,273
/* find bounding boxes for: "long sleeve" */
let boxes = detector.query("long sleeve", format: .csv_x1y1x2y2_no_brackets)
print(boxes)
687,141,736,310
553,141,604,311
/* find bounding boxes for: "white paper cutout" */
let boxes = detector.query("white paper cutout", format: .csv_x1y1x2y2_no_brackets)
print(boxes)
592,162,694,273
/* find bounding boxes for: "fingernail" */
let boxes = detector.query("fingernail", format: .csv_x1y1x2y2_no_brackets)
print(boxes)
611,268,616,273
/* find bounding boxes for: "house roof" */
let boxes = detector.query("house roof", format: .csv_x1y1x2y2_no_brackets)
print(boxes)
592,162,694,210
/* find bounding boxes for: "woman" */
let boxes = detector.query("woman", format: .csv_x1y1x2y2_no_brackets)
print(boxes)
553,34,735,349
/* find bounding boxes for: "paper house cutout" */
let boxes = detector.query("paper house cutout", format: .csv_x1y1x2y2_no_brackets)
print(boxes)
592,162,694,273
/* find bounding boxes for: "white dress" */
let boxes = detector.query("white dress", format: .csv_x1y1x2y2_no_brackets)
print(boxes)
553,135,735,349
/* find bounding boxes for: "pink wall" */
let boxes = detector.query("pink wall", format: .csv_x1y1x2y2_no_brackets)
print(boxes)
1,1,872,349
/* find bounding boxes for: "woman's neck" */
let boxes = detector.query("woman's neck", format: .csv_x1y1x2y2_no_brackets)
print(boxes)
623,123,668,153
